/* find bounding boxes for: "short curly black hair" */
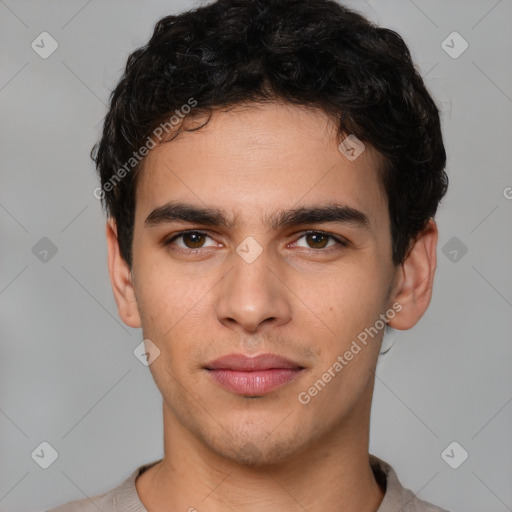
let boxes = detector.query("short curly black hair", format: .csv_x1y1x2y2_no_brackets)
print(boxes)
93,0,448,268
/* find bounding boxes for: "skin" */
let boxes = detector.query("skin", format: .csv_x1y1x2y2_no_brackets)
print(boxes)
106,101,438,512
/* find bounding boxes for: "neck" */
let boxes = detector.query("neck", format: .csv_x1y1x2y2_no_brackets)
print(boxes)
136,401,385,512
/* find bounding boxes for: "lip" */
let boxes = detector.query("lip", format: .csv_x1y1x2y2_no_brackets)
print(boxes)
204,353,305,396
205,353,303,371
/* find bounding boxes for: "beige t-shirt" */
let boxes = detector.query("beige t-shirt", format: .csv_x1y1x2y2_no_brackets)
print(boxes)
46,455,450,512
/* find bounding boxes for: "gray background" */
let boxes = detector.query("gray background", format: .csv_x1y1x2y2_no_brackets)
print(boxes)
1,0,511,511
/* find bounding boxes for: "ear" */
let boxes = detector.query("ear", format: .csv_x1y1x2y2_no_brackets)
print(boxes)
106,218,141,329
387,218,438,330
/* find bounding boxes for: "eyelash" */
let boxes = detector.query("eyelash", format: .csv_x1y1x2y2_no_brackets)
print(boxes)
163,230,349,254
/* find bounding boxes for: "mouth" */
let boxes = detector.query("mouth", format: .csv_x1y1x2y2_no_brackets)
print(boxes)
204,353,305,396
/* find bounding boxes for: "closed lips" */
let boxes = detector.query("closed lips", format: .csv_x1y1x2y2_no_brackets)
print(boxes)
204,353,304,371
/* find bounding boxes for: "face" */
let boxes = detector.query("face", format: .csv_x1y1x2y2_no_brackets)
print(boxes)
112,102,415,466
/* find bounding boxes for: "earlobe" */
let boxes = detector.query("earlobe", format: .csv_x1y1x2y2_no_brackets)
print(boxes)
387,219,438,331
106,219,142,329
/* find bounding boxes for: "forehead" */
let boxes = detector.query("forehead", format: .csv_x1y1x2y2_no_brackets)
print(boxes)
135,102,388,233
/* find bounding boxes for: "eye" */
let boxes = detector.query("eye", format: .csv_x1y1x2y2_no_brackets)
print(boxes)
293,231,348,251
163,230,348,254
165,230,218,251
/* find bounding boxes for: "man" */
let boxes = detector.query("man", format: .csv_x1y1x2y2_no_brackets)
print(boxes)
48,0,450,510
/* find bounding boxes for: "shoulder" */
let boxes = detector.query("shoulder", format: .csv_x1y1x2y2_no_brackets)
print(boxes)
370,454,452,512
44,460,161,512
401,489,452,512
44,487,117,512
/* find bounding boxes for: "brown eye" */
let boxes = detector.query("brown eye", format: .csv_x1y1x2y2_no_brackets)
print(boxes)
166,231,217,251
181,232,206,248
305,233,330,248
294,231,348,251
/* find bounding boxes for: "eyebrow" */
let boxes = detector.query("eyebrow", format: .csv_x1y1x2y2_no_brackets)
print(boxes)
145,201,371,231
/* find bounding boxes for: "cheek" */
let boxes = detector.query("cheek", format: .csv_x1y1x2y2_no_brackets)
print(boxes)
295,264,386,403
133,259,229,391
302,259,389,339
133,256,211,343
134,266,211,394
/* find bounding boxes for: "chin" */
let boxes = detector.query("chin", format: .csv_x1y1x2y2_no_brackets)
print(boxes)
207,428,308,468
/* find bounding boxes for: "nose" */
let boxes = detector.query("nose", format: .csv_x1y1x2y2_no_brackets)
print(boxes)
215,248,293,334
